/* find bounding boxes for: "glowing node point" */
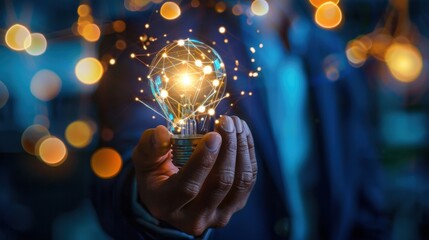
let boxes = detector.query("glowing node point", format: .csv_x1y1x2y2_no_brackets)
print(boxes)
109,58,116,65
177,39,185,46
208,108,215,116
145,24,150,29
241,91,245,95
197,105,206,113
219,26,226,34
233,76,238,80
195,59,203,67
130,53,136,58
250,47,256,54
203,66,213,74
213,79,220,86
160,89,169,99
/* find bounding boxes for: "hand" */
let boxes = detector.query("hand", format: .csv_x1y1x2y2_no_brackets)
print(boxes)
132,116,257,236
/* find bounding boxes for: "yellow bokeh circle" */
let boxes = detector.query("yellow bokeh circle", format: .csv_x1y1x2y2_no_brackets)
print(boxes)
75,57,104,84
65,120,93,148
385,43,423,83
5,24,31,51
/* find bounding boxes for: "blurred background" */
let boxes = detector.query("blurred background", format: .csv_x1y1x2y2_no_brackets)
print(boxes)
1,0,429,239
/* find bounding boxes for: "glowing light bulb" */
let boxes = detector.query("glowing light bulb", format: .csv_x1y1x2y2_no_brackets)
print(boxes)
146,39,227,166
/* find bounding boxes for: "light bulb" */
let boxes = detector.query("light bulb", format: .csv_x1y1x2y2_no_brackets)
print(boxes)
148,39,227,166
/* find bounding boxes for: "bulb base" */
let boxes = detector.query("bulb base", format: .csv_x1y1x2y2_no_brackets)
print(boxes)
171,134,203,167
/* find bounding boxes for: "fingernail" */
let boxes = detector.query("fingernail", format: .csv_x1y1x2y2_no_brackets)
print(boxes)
221,116,234,133
205,133,222,151
232,117,243,133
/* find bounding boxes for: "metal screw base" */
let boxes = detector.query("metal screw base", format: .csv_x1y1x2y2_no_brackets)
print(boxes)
171,134,203,167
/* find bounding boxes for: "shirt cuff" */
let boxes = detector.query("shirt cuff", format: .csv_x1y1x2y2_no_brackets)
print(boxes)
131,178,212,240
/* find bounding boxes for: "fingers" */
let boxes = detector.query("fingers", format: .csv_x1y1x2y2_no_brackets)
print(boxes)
132,125,172,171
162,132,222,209
243,121,257,183
186,116,237,212
218,118,255,214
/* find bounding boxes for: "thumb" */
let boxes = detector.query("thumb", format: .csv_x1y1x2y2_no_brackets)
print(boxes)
132,125,172,171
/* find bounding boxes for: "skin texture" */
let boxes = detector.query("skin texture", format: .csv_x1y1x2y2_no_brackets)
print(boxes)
132,116,258,236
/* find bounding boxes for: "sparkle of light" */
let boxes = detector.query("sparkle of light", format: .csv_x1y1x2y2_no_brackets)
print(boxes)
65,120,93,148
21,124,50,155
109,58,116,65
213,79,220,86
160,89,169,99
208,108,215,116
315,2,342,29
385,43,423,83
91,148,123,179
160,2,181,20
203,66,213,74
31,69,62,101
38,137,67,166
198,105,206,113
219,26,226,34
251,0,269,16
24,33,47,56
309,0,340,8
5,24,31,51
75,57,104,85
82,23,101,42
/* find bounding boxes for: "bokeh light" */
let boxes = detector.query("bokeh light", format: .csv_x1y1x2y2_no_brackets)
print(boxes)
91,148,123,179
309,0,340,8
215,2,227,13
346,40,368,67
113,20,126,32
65,120,93,148
251,0,269,16
160,2,181,20
5,24,31,51
77,4,91,16
81,23,101,42
75,57,104,85
385,43,423,83
0,81,9,109
38,137,67,166
30,70,62,101
314,2,342,29
24,33,47,56
21,124,50,155
124,0,152,11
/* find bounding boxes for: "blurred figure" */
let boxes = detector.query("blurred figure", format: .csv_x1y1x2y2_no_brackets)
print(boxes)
92,1,388,239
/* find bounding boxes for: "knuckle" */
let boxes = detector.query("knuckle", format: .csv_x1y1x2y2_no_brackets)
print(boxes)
212,170,235,192
185,219,207,236
234,171,254,191
224,137,237,154
213,213,232,228
237,134,248,147
181,180,201,198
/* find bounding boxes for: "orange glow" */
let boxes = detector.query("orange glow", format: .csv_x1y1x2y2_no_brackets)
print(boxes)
315,2,342,29
78,4,91,16
115,40,127,50
309,0,340,8
215,2,226,13
21,124,50,155
385,43,423,83
160,2,181,20
31,70,61,101
81,23,101,42
38,137,67,166
91,148,123,179
65,121,93,148
75,57,104,84
232,4,243,16
371,33,393,61
113,20,126,32
124,0,152,11
5,24,31,51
